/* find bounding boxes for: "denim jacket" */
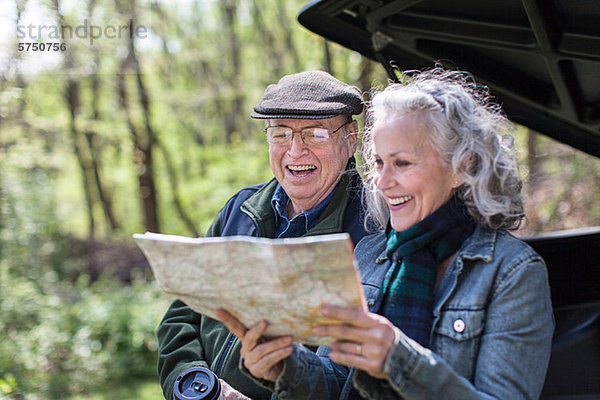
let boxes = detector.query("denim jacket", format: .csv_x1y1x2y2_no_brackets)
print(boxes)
263,226,554,400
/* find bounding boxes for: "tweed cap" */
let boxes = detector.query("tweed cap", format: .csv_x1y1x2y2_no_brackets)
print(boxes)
251,70,363,119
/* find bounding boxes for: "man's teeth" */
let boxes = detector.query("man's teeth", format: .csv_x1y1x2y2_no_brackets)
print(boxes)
288,165,316,171
389,196,413,205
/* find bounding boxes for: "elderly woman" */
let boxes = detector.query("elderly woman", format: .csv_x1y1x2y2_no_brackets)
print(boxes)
218,68,554,400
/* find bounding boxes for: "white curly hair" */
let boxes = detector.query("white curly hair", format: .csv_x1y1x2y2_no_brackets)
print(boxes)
362,68,525,231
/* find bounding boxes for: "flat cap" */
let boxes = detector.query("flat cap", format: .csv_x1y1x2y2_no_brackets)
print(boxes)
251,70,363,119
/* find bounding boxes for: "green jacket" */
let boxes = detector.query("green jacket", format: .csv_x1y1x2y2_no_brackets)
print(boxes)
157,172,369,399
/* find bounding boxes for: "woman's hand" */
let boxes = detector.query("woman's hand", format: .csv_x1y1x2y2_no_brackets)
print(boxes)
313,305,397,379
215,309,293,382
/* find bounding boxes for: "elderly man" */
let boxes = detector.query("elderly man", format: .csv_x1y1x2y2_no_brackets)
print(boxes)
157,71,369,399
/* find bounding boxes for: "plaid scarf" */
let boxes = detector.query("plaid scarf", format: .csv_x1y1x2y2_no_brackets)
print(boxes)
381,196,475,347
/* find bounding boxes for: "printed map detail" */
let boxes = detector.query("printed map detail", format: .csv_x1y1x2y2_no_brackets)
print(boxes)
133,232,365,346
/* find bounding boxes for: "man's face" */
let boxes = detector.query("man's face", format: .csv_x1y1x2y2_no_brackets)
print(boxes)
268,116,357,216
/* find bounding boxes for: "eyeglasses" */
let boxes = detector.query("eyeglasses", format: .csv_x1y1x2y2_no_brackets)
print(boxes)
265,121,352,146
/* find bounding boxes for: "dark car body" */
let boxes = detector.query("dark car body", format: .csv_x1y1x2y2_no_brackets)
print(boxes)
298,1,600,398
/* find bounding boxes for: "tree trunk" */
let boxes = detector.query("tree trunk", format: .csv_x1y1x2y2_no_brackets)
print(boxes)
527,129,540,191
156,138,199,236
66,80,96,239
277,0,301,71
85,20,120,232
251,0,283,78
84,129,120,231
221,0,244,142
135,66,160,233
323,39,333,74
359,56,374,94
116,69,160,233
115,17,160,233
112,0,160,233
52,0,97,238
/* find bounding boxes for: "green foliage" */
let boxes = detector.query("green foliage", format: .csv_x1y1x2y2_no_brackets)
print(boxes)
0,265,170,398
157,141,273,235
1,0,388,240
66,379,163,400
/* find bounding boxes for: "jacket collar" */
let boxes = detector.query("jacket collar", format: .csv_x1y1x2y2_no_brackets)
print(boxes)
433,226,498,319
455,226,497,264
240,178,279,238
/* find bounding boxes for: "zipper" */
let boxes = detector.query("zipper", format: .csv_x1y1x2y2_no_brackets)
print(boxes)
214,332,236,376
215,192,260,376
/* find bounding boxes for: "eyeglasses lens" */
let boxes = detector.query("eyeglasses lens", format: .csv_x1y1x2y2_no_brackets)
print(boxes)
266,127,331,145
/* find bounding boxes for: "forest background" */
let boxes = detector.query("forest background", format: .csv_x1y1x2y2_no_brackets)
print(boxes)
1,0,599,398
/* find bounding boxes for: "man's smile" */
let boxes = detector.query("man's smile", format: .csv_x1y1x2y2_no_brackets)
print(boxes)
287,164,317,177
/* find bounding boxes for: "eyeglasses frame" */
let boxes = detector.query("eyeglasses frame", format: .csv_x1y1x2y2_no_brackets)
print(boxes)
264,120,354,146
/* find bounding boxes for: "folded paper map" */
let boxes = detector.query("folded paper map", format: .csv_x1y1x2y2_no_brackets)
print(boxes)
133,232,366,346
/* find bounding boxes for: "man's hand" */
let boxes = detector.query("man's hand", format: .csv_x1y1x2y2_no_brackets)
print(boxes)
219,379,251,400
215,309,293,382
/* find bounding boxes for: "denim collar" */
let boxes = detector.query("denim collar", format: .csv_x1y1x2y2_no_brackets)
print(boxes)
456,226,496,263
433,226,497,318
271,184,337,238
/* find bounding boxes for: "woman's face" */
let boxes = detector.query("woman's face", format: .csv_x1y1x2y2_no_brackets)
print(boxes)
372,114,459,232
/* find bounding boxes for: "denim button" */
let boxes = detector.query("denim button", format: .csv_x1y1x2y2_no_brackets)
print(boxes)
453,319,466,333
